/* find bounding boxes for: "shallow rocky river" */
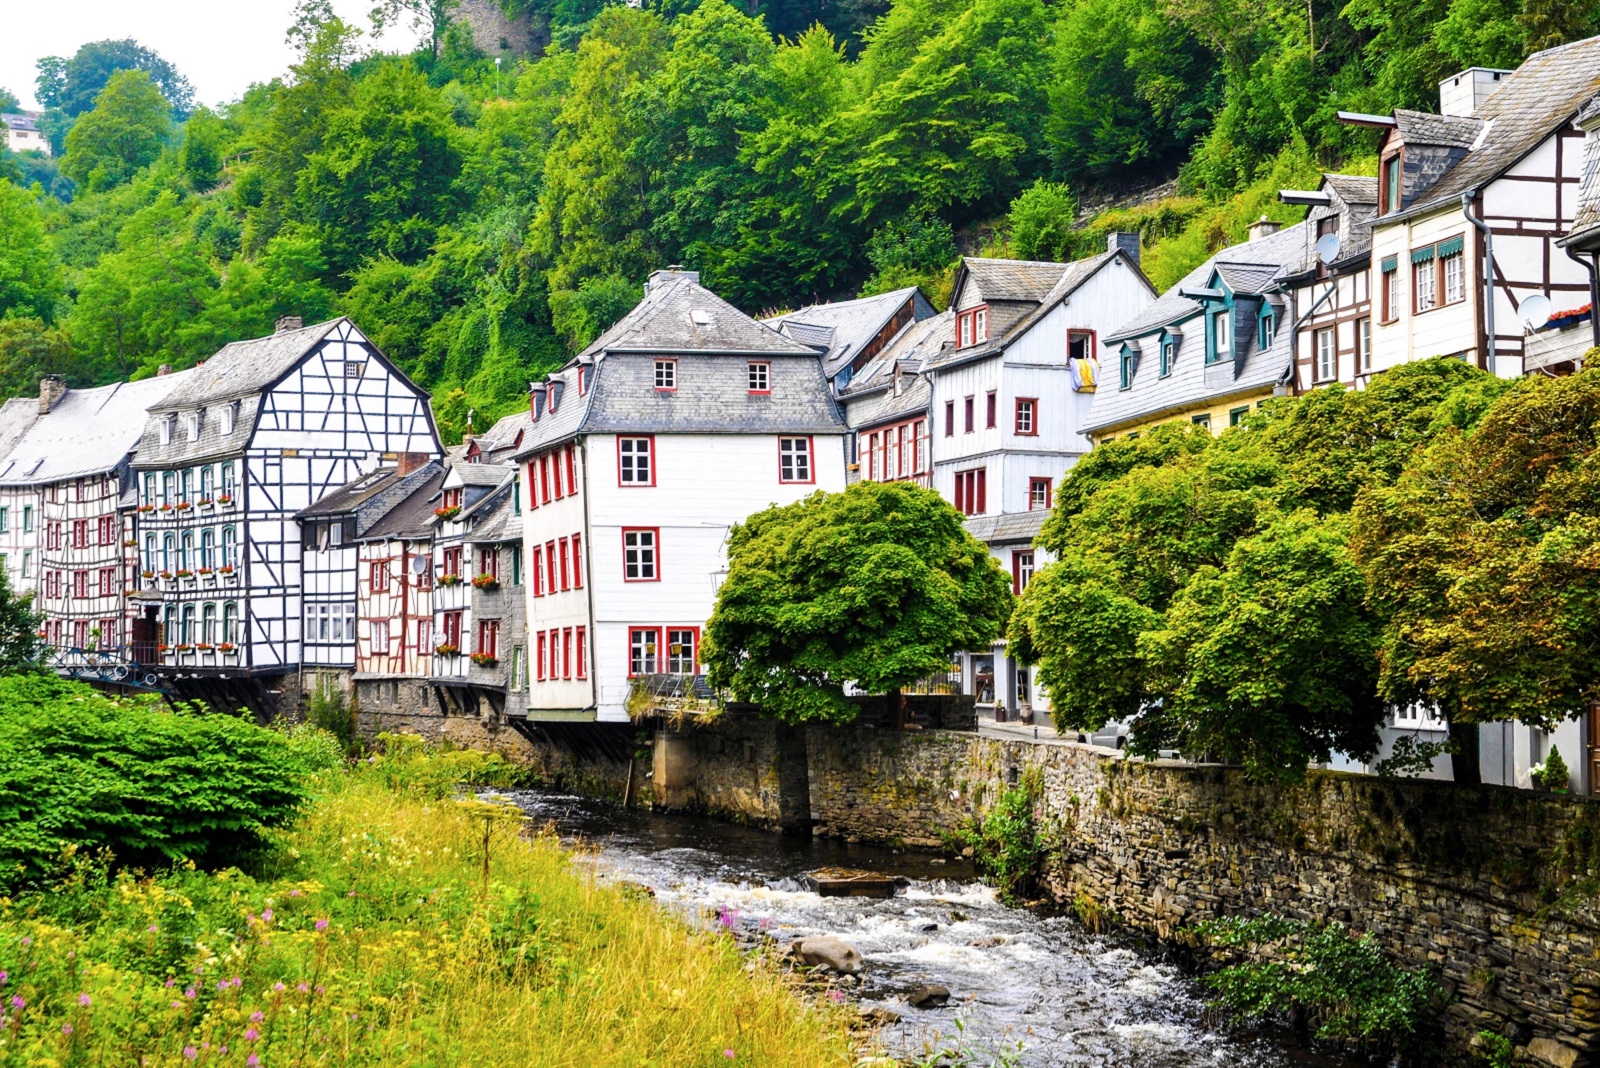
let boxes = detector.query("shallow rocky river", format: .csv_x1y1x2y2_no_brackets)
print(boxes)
504,789,1361,1068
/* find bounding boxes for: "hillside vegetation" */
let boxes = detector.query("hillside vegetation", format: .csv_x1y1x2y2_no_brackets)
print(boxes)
0,0,1594,439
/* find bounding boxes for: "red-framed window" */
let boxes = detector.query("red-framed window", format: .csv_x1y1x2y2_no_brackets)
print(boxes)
557,536,570,590
562,627,573,679
476,619,500,659
628,626,661,676
985,391,997,429
73,570,87,598
1067,329,1097,363
442,546,462,578
865,432,878,480
566,445,578,494
98,516,116,545
479,548,499,582
956,305,989,348
532,546,544,596
527,461,540,509
944,400,955,437
442,610,463,648
963,396,974,434
441,488,463,511
654,358,678,391
779,437,814,484
1012,550,1035,595
1014,397,1037,436
954,468,987,516
545,541,558,591
536,631,547,680
667,627,700,674
576,626,587,679
416,618,432,655
748,361,770,393
1029,477,1052,511
540,455,552,502
370,560,388,592
622,528,659,581
99,567,115,596
618,436,655,486
571,533,583,588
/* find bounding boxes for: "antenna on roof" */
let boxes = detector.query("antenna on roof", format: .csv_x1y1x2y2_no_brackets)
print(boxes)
1518,294,1552,332
1315,233,1342,265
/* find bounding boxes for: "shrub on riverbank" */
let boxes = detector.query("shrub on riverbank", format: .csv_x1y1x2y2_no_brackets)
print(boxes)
951,784,1047,904
0,746,858,1067
0,676,308,889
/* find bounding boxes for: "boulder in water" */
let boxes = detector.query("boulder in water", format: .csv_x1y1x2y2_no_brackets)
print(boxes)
801,867,906,898
789,935,864,974
859,1003,902,1025
906,983,950,1008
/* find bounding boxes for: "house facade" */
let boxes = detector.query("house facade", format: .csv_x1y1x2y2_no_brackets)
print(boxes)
1278,175,1380,389
129,316,440,712
2,112,49,156
515,268,849,723
766,287,935,393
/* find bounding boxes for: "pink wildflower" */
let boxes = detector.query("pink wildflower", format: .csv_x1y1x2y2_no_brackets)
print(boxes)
246,1029,259,1041
724,1050,736,1060
10,995,23,1009
314,919,328,931
261,909,273,922
61,1023,73,1035
77,993,91,1006
272,982,285,993
250,1010,264,1022
247,1055,260,1067
183,1047,197,1061
296,983,308,994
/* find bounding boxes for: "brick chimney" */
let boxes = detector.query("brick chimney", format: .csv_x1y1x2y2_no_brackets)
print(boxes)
1248,216,1282,242
275,315,303,334
37,374,66,414
1106,231,1140,267
396,452,431,476
157,364,172,376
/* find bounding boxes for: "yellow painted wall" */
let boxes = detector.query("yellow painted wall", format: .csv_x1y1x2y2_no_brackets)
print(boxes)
1089,389,1275,444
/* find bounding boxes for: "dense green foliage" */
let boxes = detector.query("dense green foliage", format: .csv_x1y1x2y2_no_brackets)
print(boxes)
0,677,309,888
705,481,1013,723
0,564,43,673
0,0,1590,439
951,783,1047,904
1010,359,1506,779
1193,915,1438,1051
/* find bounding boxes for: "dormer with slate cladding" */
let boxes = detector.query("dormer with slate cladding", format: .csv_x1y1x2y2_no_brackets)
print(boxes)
131,317,440,689
514,270,847,723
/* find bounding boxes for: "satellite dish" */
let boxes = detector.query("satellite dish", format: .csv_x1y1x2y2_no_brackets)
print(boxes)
1315,233,1342,265
1519,294,1552,331
410,556,429,575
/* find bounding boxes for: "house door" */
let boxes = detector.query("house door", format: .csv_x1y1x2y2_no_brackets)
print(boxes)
1588,708,1600,795
130,607,158,666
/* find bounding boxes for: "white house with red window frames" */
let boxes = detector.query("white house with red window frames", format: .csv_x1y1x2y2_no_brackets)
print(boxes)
0,371,195,665
429,460,520,697
1342,39,1600,378
513,268,848,723
837,312,954,489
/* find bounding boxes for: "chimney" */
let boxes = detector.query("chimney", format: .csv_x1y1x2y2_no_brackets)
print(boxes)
157,364,172,376
37,374,66,414
1439,67,1509,118
1248,216,1281,242
396,452,430,477
275,315,303,334
645,266,699,294
1107,231,1140,267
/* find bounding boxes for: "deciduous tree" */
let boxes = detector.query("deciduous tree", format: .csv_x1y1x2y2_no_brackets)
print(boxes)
60,71,172,193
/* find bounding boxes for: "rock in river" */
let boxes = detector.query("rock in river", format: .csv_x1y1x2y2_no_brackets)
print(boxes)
790,935,864,974
801,867,907,898
906,983,950,1009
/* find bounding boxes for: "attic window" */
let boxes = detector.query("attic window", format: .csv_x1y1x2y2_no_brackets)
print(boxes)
956,306,990,348
654,359,677,391
159,414,175,446
185,411,201,442
220,401,237,436
689,310,714,327
1067,330,1094,362
748,362,770,393
345,360,364,380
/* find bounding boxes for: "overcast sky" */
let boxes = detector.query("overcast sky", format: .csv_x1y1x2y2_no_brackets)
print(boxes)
2,1,417,111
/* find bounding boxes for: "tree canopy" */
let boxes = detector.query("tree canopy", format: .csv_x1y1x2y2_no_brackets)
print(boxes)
705,481,1013,724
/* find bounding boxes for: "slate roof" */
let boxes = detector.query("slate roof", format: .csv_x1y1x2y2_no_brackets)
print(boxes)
964,510,1048,547
465,486,519,544
362,469,447,541
1212,262,1281,296
453,462,513,487
838,312,954,431
1087,324,1292,437
960,258,1075,302
577,274,813,360
1386,35,1600,222
1563,94,1600,244
1394,109,1483,148
2,113,41,134
0,373,197,486
471,410,531,463
764,287,931,377
149,319,344,409
1322,173,1379,206
0,399,39,464
297,462,443,538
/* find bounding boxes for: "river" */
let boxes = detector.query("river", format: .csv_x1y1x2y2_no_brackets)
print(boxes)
505,789,1364,1068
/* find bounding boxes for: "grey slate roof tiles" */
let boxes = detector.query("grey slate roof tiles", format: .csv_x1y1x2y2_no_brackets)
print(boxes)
765,287,929,377
578,275,813,360
363,469,447,541
964,510,1049,546
297,462,444,540
0,373,197,485
960,257,1076,303
1394,109,1483,149
148,319,343,409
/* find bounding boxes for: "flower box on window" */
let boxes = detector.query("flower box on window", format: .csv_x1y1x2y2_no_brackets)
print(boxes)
195,642,213,652
470,652,498,667
175,569,193,579
218,494,234,506
470,574,499,590
217,642,236,653
437,574,463,587
218,565,235,575
176,643,193,652
137,505,155,513
433,506,460,520
157,643,170,653
159,570,173,580
435,642,460,656
196,498,213,508
141,570,155,579
177,501,192,511
197,567,213,576
159,504,173,512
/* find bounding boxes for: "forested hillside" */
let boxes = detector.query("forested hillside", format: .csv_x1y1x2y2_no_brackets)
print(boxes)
0,0,1595,441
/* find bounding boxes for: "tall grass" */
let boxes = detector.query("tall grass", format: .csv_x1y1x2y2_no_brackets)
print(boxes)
0,756,858,1067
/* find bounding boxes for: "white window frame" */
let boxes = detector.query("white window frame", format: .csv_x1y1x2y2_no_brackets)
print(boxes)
618,437,654,485
1443,252,1465,304
748,361,769,393
1358,317,1372,372
653,359,677,390
779,437,812,483
1316,328,1336,383
372,619,390,655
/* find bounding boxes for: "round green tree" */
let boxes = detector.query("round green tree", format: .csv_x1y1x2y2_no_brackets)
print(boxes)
705,480,1013,724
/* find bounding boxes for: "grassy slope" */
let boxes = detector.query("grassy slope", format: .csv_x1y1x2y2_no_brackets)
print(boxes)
0,759,857,1067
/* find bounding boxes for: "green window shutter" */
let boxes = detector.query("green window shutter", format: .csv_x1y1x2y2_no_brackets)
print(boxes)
1436,234,1465,257
1380,255,1397,273
1411,244,1437,264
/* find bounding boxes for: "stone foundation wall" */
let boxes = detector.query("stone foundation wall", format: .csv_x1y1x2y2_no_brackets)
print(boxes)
808,728,1600,1064
652,712,810,830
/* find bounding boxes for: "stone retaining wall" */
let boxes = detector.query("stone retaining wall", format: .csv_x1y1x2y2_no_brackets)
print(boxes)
808,727,1600,1065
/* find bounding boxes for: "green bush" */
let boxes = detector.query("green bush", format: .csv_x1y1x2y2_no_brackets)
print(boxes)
370,731,530,799
306,674,356,752
1539,746,1570,790
0,675,307,888
1191,915,1438,1051
281,721,348,774
952,785,1047,904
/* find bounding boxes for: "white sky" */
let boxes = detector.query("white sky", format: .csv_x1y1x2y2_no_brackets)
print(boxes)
1,1,418,111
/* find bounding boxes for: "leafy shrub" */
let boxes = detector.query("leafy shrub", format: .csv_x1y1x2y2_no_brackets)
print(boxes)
952,785,1047,904
0,675,306,888
1191,915,1438,1050
1008,179,1078,262
1536,745,1570,790
370,731,529,799
306,674,355,752
281,721,348,774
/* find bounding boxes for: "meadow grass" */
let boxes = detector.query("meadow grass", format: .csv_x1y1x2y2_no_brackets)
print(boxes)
0,754,860,1068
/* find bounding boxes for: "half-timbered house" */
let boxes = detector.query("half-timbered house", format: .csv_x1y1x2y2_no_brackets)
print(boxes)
352,464,445,716
1277,175,1380,389
0,388,47,597
1341,39,1600,377
430,460,520,712
130,315,440,712
515,268,848,723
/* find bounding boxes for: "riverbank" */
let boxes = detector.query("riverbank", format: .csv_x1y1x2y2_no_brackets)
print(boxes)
0,746,859,1067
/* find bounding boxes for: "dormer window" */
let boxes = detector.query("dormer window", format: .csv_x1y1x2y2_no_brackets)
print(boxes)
748,361,770,393
1382,153,1402,214
159,414,174,445
654,359,677,391
1159,335,1175,377
220,401,237,436
441,488,463,511
1119,343,1139,390
1209,310,1232,365
185,411,201,442
956,305,989,348
548,381,561,414
1258,306,1276,349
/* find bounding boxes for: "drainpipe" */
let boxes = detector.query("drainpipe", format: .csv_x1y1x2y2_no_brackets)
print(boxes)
1463,191,1496,374
1563,244,1600,351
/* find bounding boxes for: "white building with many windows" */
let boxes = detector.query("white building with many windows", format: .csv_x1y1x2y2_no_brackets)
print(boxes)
514,268,848,722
